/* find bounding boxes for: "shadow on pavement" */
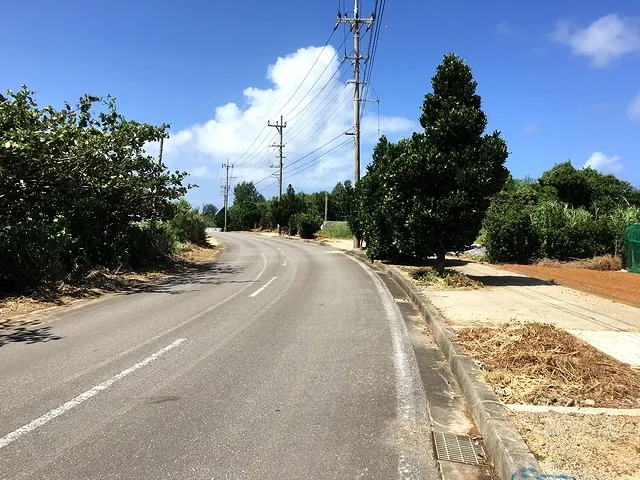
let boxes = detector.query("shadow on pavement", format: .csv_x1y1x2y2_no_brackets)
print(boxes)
466,274,554,287
0,319,62,348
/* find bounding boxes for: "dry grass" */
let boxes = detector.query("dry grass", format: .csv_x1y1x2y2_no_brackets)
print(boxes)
408,267,483,290
456,323,640,408
0,241,220,320
537,255,623,271
510,411,640,480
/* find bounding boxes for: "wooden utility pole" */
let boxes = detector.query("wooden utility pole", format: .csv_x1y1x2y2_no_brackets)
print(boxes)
221,161,234,232
339,1,374,248
268,115,287,200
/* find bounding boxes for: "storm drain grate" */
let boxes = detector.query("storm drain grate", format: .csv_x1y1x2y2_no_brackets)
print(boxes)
432,431,487,466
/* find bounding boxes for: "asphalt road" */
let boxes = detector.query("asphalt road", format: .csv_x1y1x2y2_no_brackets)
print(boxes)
0,233,439,479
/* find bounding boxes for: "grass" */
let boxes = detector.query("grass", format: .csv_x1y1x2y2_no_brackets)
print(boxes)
321,221,352,239
410,267,483,289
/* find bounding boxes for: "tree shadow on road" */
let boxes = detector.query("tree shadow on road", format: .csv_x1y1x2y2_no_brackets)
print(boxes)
465,274,555,287
0,319,62,348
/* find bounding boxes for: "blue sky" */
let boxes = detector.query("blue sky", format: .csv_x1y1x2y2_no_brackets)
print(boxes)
2,0,639,210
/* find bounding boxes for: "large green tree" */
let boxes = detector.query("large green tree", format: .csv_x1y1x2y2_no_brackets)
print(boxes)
228,181,264,230
354,54,509,271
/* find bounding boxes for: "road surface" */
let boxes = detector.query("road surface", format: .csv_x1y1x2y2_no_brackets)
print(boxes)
0,233,439,479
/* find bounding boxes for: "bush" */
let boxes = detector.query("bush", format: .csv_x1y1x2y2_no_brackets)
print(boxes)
169,200,206,245
484,208,540,263
287,215,299,236
0,217,72,291
125,221,179,269
296,213,322,239
321,222,352,239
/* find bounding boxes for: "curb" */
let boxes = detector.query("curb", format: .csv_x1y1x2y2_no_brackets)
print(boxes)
345,250,541,480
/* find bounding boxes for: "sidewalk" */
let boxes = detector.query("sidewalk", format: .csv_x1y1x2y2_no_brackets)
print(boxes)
425,261,640,368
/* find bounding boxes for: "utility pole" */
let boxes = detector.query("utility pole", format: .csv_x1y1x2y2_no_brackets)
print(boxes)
324,193,328,224
339,1,374,248
221,161,234,232
268,115,287,200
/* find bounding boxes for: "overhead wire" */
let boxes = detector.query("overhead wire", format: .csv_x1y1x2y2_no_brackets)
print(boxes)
285,68,352,154
287,93,353,158
233,27,339,169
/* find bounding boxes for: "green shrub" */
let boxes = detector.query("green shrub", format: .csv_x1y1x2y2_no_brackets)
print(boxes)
321,222,352,239
484,208,540,263
125,221,179,269
0,217,72,291
296,213,322,239
287,215,299,236
169,200,206,245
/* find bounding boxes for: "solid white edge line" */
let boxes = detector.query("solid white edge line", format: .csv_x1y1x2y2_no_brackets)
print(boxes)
249,276,278,298
0,338,186,450
341,253,436,479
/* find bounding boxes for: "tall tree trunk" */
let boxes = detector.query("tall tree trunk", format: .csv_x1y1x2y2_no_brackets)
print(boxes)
434,250,446,276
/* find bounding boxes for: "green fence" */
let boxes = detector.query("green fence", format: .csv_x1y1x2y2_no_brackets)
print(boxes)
626,224,640,273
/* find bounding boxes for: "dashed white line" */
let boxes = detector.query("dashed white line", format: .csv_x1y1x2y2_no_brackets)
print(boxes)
0,339,186,450
249,276,278,298
277,247,291,267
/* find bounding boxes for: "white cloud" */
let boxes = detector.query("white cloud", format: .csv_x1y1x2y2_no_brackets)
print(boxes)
583,151,623,173
158,45,414,198
626,93,640,120
551,14,640,67
495,21,524,40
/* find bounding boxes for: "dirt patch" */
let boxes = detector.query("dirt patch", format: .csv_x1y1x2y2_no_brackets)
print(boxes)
0,240,220,321
456,323,640,408
509,411,640,480
397,266,482,290
502,264,640,308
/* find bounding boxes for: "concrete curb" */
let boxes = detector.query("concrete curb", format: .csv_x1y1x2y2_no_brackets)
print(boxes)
345,250,541,480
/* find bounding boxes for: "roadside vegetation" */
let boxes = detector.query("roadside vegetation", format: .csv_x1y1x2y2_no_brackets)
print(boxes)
483,166,640,265
320,221,352,239
220,179,355,239
0,87,209,296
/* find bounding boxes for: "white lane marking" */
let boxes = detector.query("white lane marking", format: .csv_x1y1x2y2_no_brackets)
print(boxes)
0,339,186,450
256,253,268,280
277,247,291,267
342,254,436,479
249,276,278,298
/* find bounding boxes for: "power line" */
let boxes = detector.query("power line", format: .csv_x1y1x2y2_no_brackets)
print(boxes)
285,84,351,155
286,137,352,177
286,93,353,158
281,32,350,120
284,61,352,147
233,27,339,168
285,131,348,171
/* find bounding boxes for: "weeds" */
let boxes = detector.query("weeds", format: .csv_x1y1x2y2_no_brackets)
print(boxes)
410,267,482,289
321,222,353,239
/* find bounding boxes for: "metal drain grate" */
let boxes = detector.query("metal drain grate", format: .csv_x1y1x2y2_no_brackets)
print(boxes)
432,431,487,466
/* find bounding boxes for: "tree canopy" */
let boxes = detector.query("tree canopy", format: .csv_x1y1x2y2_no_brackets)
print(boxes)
350,54,509,270
0,87,194,291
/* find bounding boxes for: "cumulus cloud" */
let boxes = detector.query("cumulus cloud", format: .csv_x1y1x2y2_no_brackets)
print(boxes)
157,44,414,197
551,14,640,67
583,151,623,174
626,93,640,120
